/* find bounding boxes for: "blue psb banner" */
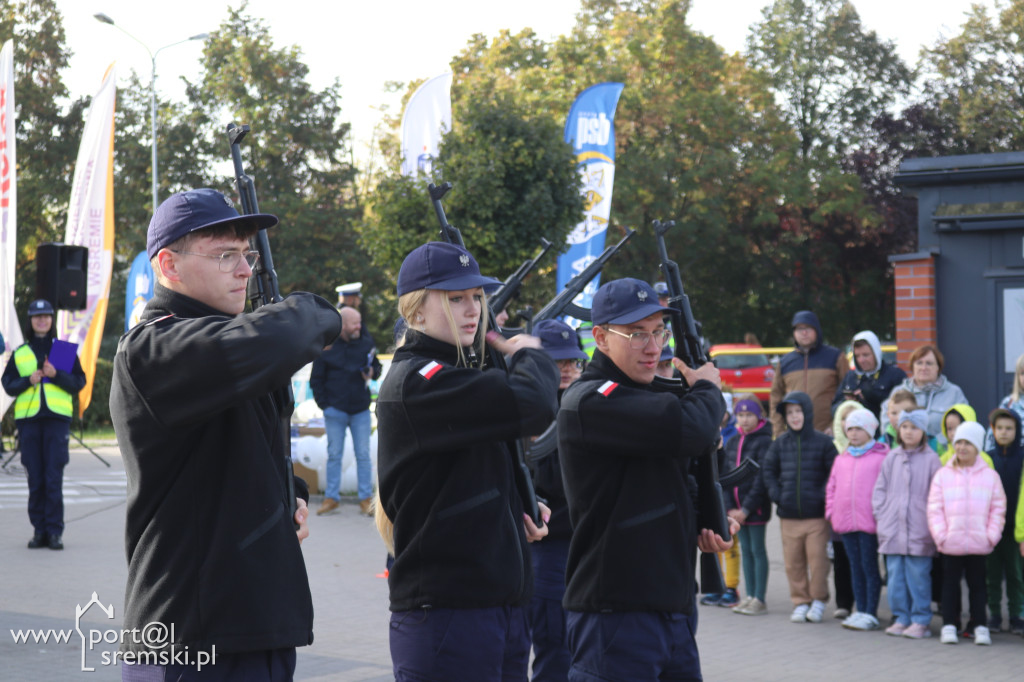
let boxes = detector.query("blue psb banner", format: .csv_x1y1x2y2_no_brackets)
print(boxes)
556,82,625,318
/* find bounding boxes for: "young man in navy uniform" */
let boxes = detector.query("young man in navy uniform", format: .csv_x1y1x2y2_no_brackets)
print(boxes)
558,278,737,681
110,188,341,681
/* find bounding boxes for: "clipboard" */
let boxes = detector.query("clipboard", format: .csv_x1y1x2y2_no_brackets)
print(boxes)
43,339,78,383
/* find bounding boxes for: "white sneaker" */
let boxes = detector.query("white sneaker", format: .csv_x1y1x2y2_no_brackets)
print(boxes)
940,624,958,644
732,595,754,612
790,603,811,622
806,600,826,623
848,613,879,631
974,625,992,645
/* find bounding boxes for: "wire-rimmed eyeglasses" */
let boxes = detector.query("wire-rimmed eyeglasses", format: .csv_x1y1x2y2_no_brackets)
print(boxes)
171,249,260,272
603,326,672,350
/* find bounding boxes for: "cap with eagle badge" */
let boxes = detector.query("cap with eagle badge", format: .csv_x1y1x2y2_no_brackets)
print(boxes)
534,319,588,361
396,242,500,296
146,188,277,259
591,278,671,326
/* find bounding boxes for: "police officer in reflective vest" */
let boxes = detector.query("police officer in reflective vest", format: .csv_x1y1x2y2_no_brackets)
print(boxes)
2,299,86,550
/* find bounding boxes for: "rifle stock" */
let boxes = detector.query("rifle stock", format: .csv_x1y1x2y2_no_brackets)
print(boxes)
227,122,298,528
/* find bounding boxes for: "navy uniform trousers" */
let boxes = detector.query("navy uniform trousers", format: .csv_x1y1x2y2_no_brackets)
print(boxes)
529,539,571,681
390,605,530,681
566,610,702,682
19,417,70,537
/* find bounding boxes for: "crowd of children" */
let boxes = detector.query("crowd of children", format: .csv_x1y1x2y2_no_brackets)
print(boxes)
697,346,1024,647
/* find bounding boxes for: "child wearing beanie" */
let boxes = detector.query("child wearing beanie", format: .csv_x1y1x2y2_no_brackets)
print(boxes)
724,397,773,615
825,408,888,630
928,421,1006,645
872,409,941,639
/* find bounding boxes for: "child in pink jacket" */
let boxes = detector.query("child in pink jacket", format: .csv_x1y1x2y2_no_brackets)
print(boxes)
825,408,888,631
928,421,1006,646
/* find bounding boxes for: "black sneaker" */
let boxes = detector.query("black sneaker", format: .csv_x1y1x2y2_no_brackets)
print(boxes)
1009,617,1024,635
48,534,63,550
27,533,48,549
987,615,1003,632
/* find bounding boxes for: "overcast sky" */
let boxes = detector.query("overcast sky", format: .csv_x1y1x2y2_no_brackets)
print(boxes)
49,0,997,159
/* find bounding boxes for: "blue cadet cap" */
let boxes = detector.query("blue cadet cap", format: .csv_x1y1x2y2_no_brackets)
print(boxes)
147,188,278,259
396,241,500,296
654,281,669,296
591,278,671,326
659,342,674,362
393,317,409,345
534,319,588,361
27,299,54,316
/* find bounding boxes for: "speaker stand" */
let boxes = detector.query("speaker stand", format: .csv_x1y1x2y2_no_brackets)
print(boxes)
71,420,111,468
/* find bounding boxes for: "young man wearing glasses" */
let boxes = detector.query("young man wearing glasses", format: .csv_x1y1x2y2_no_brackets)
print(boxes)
110,188,341,680
557,277,736,681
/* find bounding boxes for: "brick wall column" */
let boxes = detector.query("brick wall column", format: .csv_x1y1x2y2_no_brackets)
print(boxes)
893,255,937,370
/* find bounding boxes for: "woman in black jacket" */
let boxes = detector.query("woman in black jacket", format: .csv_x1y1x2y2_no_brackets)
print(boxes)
375,241,559,681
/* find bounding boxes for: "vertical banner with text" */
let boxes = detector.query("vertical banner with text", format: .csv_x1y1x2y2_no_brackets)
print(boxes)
400,72,453,177
0,39,23,419
56,64,116,417
557,83,625,318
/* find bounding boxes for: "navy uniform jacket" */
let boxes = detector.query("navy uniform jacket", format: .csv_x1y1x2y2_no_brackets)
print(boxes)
376,330,559,612
109,285,341,655
557,350,725,615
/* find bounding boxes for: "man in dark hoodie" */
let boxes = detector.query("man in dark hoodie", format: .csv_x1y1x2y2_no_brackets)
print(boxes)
558,278,732,680
763,391,838,624
985,408,1024,634
770,311,848,436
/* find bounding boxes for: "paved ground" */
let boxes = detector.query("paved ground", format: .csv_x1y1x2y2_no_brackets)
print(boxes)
2,444,1022,681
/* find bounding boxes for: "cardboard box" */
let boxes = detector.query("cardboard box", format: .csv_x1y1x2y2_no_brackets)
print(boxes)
293,460,320,494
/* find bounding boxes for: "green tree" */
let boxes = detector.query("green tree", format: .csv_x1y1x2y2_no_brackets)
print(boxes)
918,0,1024,153
743,0,918,342
191,5,365,297
746,0,912,164
363,95,584,323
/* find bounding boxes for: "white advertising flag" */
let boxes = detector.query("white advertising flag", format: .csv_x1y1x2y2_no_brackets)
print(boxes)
56,64,116,417
0,39,23,419
400,72,453,177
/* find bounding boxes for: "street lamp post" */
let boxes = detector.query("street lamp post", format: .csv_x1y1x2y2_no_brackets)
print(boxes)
94,14,208,211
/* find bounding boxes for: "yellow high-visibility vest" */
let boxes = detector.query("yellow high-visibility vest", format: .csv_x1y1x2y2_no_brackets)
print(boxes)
12,344,73,419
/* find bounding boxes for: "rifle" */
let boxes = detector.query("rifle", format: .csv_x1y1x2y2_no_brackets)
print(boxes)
227,122,298,528
487,237,554,324
426,181,545,528
530,228,636,327
650,219,736,595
